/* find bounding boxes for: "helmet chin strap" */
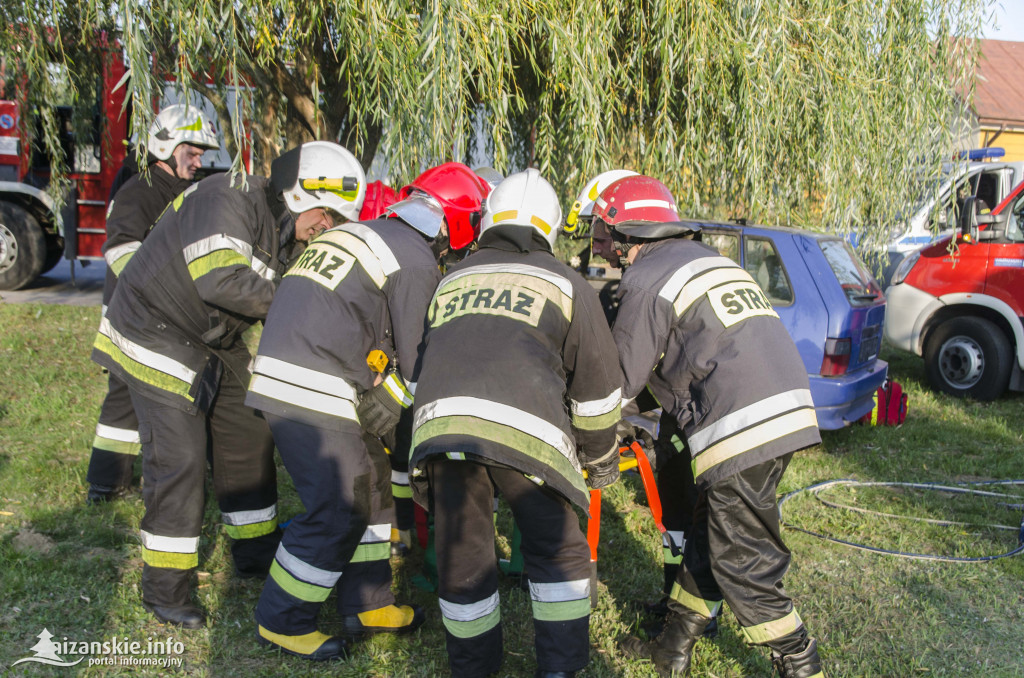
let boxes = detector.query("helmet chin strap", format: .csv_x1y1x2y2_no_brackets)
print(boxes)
430,230,450,260
611,232,633,269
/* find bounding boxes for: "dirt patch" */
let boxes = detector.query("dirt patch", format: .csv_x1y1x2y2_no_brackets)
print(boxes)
13,529,57,556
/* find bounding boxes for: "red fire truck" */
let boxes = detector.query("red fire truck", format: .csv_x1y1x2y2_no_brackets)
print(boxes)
0,37,129,290
0,37,243,290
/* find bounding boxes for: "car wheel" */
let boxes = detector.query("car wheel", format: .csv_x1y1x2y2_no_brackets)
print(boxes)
0,200,47,290
924,316,1011,401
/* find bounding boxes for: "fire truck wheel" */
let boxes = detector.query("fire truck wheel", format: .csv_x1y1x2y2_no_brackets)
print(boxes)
924,316,1011,401
41,234,64,275
0,200,46,291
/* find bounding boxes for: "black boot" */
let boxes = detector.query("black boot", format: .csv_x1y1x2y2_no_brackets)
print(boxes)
87,484,128,505
622,609,709,677
256,625,349,661
534,670,575,678
772,637,823,678
142,565,205,629
341,604,426,636
643,596,718,640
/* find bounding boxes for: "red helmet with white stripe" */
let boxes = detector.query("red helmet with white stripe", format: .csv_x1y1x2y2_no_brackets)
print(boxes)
593,175,700,239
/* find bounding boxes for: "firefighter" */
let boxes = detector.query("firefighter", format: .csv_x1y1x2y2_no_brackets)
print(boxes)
587,175,824,677
569,170,719,639
86,104,220,504
409,169,623,678
355,178,415,554
246,162,491,661
91,140,365,629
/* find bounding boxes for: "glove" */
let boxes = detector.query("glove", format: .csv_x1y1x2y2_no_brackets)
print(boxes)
357,381,403,439
583,445,620,490
610,419,659,473
631,426,654,451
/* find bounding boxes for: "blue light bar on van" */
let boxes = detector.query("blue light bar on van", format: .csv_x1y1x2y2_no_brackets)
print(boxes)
958,147,1005,161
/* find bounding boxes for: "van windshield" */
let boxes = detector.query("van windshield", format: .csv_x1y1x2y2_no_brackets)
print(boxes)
819,239,883,307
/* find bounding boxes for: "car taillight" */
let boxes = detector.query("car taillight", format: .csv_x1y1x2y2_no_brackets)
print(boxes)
820,337,851,376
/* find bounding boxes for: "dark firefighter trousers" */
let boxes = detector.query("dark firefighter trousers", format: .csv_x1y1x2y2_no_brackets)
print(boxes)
129,370,280,608
390,406,415,533
87,371,140,489
668,453,810,653
255,415,395,635
428,459,593,678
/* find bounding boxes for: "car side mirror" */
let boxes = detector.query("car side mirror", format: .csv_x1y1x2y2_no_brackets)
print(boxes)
959,196,995,244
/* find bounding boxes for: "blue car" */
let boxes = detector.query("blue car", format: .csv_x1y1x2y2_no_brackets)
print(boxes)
586,221,888,429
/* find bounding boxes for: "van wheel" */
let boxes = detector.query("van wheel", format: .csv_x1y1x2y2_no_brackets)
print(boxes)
924,316,1011,401
0,201,46,290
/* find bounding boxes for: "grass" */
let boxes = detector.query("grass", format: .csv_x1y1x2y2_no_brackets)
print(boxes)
1,303,1023,676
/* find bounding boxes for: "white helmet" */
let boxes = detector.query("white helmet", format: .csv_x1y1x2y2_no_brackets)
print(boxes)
272,141,367,222
147,104,220,160
563,169,638,235
479,168,562,251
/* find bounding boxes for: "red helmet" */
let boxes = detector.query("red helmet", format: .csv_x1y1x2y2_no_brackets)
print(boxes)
593,175,700,239
359,181,399,221
391,162,491,250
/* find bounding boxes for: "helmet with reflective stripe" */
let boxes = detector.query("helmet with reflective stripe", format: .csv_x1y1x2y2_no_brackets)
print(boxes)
389,162,491,250
271,141,367,222
480,168,562,251
359,181,399,220
593,175,701,239
147,104,220,161
563,169,638,235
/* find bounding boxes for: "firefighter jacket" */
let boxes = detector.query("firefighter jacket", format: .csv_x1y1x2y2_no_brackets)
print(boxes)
245,217,442,431
101,166,190,306
409,227,623,510
92,173,294,415
614,238,821,488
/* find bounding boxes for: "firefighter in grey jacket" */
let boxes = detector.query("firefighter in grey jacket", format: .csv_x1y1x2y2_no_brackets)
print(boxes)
246,162,491,661
86,104,219,504
591,175,824,677
410,169,623,678
91,141,362,629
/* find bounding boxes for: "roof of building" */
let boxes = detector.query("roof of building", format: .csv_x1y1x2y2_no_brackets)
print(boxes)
975,39,1024,127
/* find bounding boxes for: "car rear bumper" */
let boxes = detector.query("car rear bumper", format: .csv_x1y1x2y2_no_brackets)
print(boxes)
809,359,889,430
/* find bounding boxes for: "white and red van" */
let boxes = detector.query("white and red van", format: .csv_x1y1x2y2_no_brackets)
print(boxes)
885,181,1024,400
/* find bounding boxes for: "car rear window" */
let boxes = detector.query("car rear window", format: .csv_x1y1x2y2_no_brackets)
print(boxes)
818,239,883,306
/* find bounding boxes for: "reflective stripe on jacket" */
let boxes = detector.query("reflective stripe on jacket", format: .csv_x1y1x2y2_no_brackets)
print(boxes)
92,173,293,414
101,167,191,305
245,218,441,431
410,228,622,510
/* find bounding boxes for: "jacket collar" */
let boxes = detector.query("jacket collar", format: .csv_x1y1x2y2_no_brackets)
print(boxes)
478,225,552,254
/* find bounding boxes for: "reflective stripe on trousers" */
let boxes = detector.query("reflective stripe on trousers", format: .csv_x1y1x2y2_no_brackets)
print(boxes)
429,458,592,676
255,415,396,635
